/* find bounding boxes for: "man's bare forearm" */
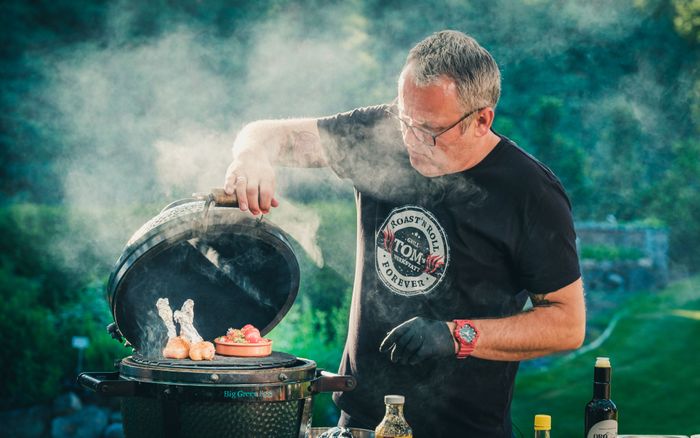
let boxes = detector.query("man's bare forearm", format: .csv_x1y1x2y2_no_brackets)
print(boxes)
233,119,327,167
449,278,586,361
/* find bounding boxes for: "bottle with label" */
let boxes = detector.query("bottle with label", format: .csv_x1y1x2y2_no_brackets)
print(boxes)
584,356,618,438
375,395,413,438
534,414,551,438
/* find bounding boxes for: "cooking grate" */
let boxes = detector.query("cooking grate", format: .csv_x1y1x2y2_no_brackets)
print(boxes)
129,351,297,370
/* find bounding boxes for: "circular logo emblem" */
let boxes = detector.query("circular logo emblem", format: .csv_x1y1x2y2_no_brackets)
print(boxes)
375,206,449,296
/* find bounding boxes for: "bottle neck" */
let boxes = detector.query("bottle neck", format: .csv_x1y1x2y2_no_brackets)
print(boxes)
534,431,551,438
592,366,612,399
593,381,611,399
385,403,405,417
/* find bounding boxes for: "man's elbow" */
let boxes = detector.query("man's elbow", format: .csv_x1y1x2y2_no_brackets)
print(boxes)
556,278,587,351
549,307,586,352
570,325,586,350
562,319,586,351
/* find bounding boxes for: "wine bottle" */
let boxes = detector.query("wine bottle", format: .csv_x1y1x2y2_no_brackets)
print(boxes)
584,357,618,438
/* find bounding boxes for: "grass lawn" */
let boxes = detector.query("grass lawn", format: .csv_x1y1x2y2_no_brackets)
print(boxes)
511,275,700,436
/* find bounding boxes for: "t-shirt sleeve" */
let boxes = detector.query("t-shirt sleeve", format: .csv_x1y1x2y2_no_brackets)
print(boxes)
317,104,395,181
515,179,581,295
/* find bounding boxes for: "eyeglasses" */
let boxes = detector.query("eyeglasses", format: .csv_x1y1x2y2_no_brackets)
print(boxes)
385,98,484,148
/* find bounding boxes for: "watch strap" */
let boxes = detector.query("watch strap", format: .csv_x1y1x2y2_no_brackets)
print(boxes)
453,319,479,359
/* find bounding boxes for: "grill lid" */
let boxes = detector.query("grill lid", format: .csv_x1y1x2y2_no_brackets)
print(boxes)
107,193,300,357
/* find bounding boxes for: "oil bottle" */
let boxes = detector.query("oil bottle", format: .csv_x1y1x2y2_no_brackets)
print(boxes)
375,395,412,438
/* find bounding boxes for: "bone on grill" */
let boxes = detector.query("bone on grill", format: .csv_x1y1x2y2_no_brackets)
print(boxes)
156,297,177,339
173,299,204,343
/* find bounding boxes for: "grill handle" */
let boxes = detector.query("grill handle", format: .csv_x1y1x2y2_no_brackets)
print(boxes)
198,188,238,207
191,188,238,207
311,370,356,393
77,371,136,396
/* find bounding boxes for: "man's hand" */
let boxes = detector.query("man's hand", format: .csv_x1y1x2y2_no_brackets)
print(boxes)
224,153,278,215
222,118,325,215
379,317,455,365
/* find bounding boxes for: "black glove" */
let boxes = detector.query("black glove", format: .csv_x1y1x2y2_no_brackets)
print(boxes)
379,317,455,365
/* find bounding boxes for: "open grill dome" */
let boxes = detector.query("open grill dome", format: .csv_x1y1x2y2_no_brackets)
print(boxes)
106,198,300,357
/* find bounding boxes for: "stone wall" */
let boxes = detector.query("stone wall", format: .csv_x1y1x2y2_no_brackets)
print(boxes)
0,392,123,438
576,222,669,291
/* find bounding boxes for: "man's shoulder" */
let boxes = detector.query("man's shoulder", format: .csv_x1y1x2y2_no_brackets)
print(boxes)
490,135,565,190
465,134,571,213
316,103,406,185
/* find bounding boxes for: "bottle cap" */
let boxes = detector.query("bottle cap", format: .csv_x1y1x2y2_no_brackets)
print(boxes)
534,414,551,431
384,395,405,404
595,357,611,368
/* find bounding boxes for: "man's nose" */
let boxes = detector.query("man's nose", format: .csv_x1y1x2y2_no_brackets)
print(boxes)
402,130,427,151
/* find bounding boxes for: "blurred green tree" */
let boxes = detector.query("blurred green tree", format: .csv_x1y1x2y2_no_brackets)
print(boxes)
528,96,589,208
673,0,700,42
649,140,700,268
0,205,123,409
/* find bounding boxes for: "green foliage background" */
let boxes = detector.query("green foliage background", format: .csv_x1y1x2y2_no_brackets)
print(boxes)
1,0,699,432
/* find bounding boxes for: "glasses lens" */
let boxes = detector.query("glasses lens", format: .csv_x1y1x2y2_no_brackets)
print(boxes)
387,104,436,147
395,118,433,147
408,126,434,146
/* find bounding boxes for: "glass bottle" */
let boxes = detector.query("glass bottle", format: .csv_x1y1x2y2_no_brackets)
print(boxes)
584,357,618,438
375,395,413,438
534,414,551,438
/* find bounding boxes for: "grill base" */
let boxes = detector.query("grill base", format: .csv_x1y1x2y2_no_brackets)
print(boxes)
122,396,310,438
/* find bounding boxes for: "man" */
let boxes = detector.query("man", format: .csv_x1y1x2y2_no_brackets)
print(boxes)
224,30,585,437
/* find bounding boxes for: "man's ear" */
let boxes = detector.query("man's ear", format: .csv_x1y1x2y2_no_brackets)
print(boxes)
474,108,495,137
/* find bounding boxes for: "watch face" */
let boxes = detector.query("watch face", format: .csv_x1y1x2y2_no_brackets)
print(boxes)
459,324,476,343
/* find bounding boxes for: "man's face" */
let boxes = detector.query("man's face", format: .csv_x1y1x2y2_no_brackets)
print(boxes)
396,70,481,177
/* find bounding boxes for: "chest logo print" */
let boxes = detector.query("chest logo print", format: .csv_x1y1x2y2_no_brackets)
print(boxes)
375,206,449,296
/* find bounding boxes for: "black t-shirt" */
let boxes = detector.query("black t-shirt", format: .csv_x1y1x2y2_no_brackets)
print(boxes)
317,104,580,438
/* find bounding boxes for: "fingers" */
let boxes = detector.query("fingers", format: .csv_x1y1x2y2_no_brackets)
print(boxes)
223,159,278,215
258,179,275,214
380,317,442,365
379,334,396,354
379,322,408,353
228,175,270,215
234,176,250,212
246,175,261,214
380,319,420,363
393,331,424,365
380,317,418,353
390,330,413,362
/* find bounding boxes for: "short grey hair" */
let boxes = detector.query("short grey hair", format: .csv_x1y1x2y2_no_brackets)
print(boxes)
404,30,501,111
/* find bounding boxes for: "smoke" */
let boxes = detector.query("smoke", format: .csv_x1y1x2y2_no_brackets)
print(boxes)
26,0,691,292
267,201,325,267
153,128,235,197
54,37,222,202
36,4,387,272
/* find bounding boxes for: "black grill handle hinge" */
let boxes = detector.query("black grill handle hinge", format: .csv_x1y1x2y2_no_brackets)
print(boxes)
77,372,136,397
107,322,124,344
311,370,357,393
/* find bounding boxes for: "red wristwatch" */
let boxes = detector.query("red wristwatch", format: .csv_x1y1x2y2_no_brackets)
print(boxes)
453,319,479,359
